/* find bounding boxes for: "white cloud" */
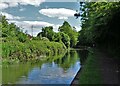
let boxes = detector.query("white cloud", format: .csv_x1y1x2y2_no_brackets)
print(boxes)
8,20,54,28
0,0,45,10
58,17,68,20
8,20,61,36
1,12,23,20
20,0,45,7
8,2,18,7
53,24,61,32
23,21,54,27
0,2,18,10
0,2,8,10
39,8,76,20
74,26,82,31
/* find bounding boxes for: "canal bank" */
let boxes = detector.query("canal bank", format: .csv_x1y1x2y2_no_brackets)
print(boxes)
71,48,119,85
71,48,102,85
70,66,82,85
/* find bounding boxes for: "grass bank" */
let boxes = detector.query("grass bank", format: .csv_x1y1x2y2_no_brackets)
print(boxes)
79,48,102,84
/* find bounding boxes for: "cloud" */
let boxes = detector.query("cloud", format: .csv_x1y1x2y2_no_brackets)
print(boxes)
8,20,61,36
58,17,68,20
74,26,82,31
20,0,45,6
0,2,19,10
53,24,61,32
1,12,23,20
8,20,54,28
39,8,76,20
23,21,54,27
0,0,45,9
0,2,8,10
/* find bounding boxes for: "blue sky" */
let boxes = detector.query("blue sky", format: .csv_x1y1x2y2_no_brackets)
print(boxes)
1,0,81,36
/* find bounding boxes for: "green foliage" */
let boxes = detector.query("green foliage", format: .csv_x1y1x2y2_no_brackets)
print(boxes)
37,26,70,48
2,40,66,62
2,33,8,37
37,21,79,48
37,26,55,41
59,21,78,47
78,2,120,43
59,32,70,48
77,2,120,56
17,32,28,43
1,16,28,43
1,16,8,28
53,32,61,42
79,51,102,84
1,16,66,63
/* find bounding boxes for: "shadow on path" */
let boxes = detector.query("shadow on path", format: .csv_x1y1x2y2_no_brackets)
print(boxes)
96,49,119,84
71,48,120,85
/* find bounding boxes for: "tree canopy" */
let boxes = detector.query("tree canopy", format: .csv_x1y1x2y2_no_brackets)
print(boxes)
59,21,78,47
77,2,120,56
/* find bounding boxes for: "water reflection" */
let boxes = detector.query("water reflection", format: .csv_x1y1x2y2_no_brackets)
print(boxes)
2,50,84,84
77,50,89,65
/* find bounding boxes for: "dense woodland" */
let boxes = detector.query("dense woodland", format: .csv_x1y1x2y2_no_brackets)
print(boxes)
75,2,120,59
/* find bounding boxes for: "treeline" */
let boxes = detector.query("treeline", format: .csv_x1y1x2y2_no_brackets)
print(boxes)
1,15,79,63
37,21,78,48
77,2,120,58
1,16,66,63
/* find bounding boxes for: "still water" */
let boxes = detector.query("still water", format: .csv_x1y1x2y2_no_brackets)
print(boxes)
2,50,88,84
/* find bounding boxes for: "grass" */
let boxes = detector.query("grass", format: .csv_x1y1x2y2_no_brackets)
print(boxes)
79,48,102,84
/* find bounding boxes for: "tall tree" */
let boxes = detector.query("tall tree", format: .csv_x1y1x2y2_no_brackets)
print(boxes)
37,26,55,41
77,2,120,56
59,21,78,47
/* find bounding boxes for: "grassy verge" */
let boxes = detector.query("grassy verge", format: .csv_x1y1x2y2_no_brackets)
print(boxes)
79,48,102,84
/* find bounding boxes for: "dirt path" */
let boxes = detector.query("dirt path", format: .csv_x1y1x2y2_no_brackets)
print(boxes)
96,50,119,84
71,49,119,85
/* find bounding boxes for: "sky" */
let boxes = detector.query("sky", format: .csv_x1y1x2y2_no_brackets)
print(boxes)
0,0,81,36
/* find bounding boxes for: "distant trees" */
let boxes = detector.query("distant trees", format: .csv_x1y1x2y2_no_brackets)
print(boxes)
37,21,78,48
37,26,70,48
59,21,78,47
37,26,55,41
1,15,78,49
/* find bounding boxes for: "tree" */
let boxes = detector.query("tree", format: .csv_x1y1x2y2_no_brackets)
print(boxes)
77,2,120,45
1,15,28,42
37,26,71,48
77,2,120,57
59,21,78,47
37,26,55,41
59,32,70,48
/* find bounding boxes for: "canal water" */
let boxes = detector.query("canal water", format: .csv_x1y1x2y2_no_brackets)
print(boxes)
2,50,89,85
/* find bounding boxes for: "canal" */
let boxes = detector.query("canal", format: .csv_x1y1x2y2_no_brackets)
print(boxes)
2,49,89,85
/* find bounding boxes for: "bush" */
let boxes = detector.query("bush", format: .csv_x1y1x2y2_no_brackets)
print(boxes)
2,40,66,62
